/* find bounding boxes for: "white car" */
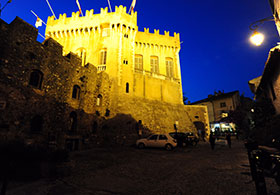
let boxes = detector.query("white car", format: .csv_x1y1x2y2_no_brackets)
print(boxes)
136,133,177,151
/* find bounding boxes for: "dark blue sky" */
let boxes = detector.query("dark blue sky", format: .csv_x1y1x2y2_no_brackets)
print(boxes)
1,0,279,102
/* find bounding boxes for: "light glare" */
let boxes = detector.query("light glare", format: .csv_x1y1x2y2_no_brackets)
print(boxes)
250,31,264,46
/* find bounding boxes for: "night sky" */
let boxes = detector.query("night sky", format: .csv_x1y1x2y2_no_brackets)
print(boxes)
1,0,279,102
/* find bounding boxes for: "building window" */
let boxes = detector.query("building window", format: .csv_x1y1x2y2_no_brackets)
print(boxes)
69,111,77,132
151,56,159,74
97,94,102,106
220,102,226,108
123,59,128,65
166,58,174,77
30,115,43,133
102,28,110,37
126,83,129,93
270,82,277,100
135,54,143,70
29,70,43,89
100,49,107,65
76,48,87,66
72,85,81,100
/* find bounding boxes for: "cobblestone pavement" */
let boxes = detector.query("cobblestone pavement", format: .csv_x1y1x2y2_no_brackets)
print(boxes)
6,139,280,195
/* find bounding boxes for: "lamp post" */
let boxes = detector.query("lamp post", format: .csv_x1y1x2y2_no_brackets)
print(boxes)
249,16,275,46
0,0,12,18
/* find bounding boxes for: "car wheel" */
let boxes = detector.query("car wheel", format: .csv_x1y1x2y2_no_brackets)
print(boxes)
165,144,173,151
138,143,145,149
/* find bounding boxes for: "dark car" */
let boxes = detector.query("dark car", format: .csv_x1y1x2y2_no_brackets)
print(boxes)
169,132,187,147
185,132,199,146
169,132,199,147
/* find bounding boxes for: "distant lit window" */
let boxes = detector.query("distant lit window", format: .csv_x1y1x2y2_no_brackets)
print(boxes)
29,70,43,89
100,49,107,65
166,58,174,77
135,54,143,70
151,56,159,74
72,85,81,100
220,102,226,108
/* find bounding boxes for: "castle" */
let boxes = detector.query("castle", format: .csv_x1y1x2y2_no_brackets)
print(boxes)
0,6,209,150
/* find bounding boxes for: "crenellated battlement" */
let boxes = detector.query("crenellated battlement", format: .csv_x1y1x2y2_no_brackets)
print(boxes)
140,27,180,40
46,5,137,28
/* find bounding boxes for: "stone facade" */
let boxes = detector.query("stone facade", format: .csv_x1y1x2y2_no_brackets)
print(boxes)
0,9,209,150
45,6,182,105
250,47,280,115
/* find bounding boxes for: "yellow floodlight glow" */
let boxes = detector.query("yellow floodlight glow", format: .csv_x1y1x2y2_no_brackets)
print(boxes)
250,31,264,46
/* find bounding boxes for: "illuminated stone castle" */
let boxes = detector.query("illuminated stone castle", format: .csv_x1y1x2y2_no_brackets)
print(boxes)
0,6,209,150
45,6,182,105
43,5,209,134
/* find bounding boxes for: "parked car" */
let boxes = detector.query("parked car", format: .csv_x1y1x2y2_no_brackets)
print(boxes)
169,132,199,147
185,132,199,146
136,133,177,151
168,132,187,147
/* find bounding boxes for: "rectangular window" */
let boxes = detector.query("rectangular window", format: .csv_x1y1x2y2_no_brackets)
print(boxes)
220,102,226,108
151,56,159,74
100,50,107,65
135,55,143,70
102,28,110,37
166,58,173,77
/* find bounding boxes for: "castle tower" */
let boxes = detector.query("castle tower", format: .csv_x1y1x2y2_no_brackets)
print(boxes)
45,5,183,105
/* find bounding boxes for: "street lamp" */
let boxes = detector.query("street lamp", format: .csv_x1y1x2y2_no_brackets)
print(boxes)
249,16,275,46
0,0,12,18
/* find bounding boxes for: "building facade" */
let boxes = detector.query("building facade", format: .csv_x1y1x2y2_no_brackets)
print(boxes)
191,91,240,132
0,6,209,150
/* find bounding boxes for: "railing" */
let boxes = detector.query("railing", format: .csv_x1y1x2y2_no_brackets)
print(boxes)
98,65,106,71
245,140,280,195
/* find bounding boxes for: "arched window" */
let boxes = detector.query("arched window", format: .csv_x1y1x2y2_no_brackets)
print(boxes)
29,70,43,89
30,115,43,133
165,57,174,77
150,56,159,74
72,85,81,100
126,82,129,93
135,54,143,70
69,111,77,132
76,48,87,66
100,49,107,65
96,94,102,106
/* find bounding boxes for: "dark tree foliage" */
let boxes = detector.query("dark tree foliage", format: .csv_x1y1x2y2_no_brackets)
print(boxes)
183,93,188,105
227,95,254,138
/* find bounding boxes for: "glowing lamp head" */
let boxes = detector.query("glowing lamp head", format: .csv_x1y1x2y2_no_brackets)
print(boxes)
250,31,264,46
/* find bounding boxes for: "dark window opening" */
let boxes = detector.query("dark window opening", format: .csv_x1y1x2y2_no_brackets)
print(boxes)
29,70,43,89
220,102,226,108
30,115,43,133
72,85,81,99
105,109,110,117
92,121,98,134
126,83,129,93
